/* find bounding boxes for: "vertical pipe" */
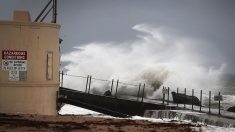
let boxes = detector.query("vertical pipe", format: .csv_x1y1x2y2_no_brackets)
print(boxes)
219,92,221,116
88,75,92,94
52,0,55,22
192,89,194,111
176,88,178,108
54,0,57,23
61,71,64,87
115,80,119,98
209,91,211,114
110,79,114,93
52,0,57,23
141,83,145,103
85,75,89,93
167,87,170,105
137,83,141,102
200,90,202,112
184,88,186,108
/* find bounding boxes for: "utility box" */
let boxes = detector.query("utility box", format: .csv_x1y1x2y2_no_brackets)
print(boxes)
0,11,60,115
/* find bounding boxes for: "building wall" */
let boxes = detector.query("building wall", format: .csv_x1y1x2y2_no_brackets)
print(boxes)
0,21,60,115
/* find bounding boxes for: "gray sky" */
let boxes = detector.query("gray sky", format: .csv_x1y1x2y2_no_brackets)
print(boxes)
1,0,235,73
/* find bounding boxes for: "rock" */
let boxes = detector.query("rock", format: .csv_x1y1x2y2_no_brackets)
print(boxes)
104,90,112,96
227,106,235,113
171,92,201,106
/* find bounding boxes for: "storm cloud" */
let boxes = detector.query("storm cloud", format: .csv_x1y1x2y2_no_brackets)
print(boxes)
1,0,235,73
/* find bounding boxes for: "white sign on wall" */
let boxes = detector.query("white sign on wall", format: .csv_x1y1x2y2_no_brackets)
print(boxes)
1,50,27,81
9,70,19,81
2,60,27,71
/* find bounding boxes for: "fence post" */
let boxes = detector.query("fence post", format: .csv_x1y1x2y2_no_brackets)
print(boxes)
110,79,114,93
115,79,119,98
209,91,211,114
85,75,89,93
184,88,186,108
141,83,145,103
200,90,202,112
137,83,141,102
176,88,178,108
61,71,64,87
218,92,221,116
162,86,165,105
192,89,194,111
88,75,92,94
167,87,170,105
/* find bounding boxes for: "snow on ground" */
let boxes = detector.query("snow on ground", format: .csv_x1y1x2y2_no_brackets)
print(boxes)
59,104,235,131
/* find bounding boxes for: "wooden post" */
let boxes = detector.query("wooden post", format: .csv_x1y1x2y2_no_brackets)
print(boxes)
200,90,202,112
137,83,141,102
141,83,145,103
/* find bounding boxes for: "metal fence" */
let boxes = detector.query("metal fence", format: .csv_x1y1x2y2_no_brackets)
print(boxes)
59,71,228,117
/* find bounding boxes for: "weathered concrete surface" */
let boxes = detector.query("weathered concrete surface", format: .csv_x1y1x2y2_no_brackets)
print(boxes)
0,20,60,115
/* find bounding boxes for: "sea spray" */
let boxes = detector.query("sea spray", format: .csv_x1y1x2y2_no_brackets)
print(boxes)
61,24,225,98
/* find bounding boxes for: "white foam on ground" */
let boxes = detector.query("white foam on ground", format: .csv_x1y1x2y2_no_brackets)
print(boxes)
59,104,101,115
201,125,235,132
59,104,235,131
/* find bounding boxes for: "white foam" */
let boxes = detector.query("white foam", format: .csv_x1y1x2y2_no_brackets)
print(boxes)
59,104,100,115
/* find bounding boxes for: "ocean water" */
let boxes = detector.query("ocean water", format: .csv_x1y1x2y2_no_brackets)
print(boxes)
221,74,235,95
61,24,235,112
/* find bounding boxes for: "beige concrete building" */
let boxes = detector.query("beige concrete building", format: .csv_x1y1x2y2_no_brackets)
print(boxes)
0,11,60,115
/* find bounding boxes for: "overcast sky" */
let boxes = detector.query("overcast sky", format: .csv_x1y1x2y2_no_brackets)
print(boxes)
1,0,235,73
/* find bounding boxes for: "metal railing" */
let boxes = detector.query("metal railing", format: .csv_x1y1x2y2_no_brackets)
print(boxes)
59,71,229,118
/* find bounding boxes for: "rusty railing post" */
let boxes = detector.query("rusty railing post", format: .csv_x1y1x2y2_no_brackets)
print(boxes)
176,88,178,108
167,87,170,105
88,75,92,94
192,89,194,111
115,79,119,98
85,75,89,93
141,83,145,103
137,83,141,102
184,88,186,108
218,92,221,116
200,90,202,112
162,86,165,105
61,71,64,87
209,91,211,114
110,79,114,93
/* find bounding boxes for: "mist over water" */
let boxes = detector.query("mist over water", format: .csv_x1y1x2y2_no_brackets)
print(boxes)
61,24,226,97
